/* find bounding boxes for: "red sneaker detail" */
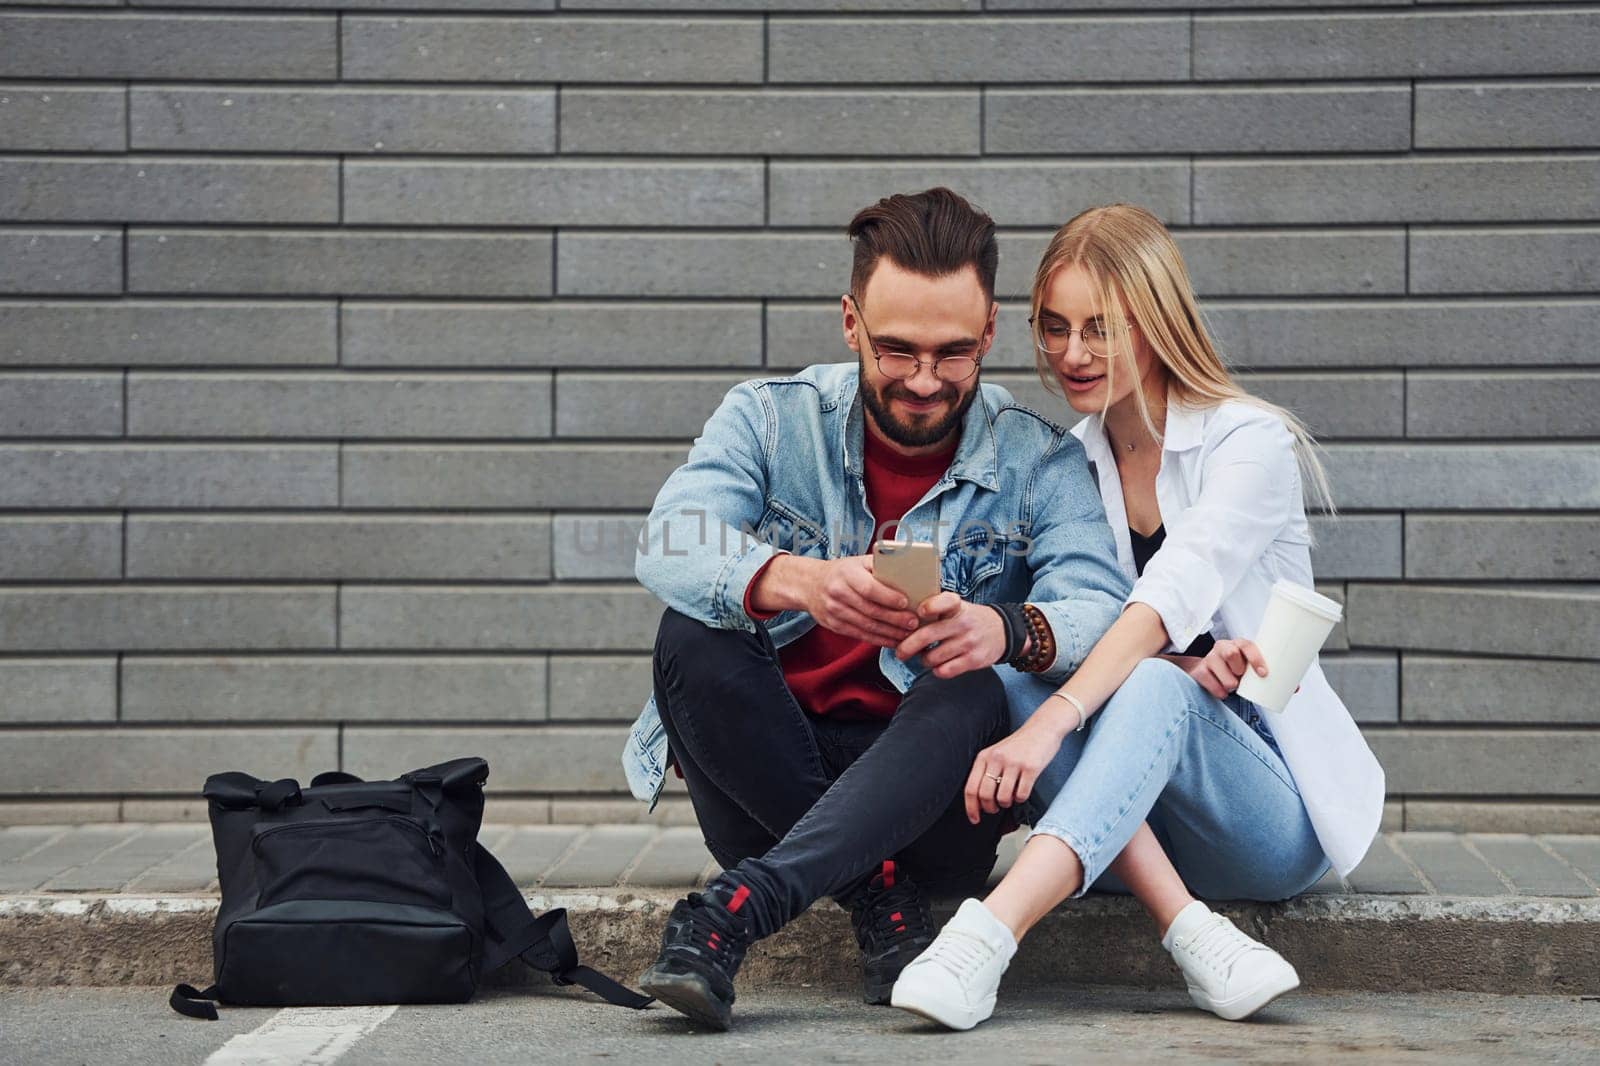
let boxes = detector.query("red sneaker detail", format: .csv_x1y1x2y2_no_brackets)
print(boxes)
889,912,902,923
881,861,895,889
727,884,751,914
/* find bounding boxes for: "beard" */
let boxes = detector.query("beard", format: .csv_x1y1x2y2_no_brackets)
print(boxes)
858,361,980,448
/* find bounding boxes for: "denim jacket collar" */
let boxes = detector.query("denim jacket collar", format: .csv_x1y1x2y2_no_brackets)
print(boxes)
840,373,1001,493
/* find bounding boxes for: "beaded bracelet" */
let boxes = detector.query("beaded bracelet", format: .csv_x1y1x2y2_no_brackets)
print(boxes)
1010,602,1056,673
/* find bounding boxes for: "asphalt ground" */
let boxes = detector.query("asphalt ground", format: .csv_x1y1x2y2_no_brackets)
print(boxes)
3,984,1598,1066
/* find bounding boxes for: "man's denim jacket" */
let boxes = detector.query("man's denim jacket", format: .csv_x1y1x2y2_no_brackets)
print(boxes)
622,362,1132,809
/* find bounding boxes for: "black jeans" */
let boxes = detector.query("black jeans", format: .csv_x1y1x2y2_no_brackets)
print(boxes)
651,607,1009,940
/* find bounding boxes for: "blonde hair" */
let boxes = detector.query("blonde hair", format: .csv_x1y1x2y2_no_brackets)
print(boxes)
1029,203,1335,515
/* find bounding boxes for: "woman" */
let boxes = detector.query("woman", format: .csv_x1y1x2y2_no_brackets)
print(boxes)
888,204,1385,1029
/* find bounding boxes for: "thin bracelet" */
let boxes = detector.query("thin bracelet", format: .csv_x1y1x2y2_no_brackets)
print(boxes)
1048,691,1088,732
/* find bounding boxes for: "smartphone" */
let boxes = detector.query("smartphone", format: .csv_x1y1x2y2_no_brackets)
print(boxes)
871,539,941,613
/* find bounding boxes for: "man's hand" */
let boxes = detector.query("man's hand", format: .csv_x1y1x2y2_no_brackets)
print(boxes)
752,553,921,647
893,591,1007,679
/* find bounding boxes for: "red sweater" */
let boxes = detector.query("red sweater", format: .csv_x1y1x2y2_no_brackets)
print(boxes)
743,428,956,720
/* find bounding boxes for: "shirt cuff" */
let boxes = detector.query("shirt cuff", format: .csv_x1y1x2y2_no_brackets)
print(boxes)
742,552,786,622
1127,576,1208,655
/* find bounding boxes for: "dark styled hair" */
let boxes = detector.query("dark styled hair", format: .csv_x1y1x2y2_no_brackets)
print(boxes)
847,187,999,302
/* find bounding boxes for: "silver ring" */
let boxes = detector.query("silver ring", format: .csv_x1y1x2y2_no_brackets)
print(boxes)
985,773,1003,784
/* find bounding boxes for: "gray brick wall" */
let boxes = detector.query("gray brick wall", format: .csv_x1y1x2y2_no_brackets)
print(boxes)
0,2,1596,833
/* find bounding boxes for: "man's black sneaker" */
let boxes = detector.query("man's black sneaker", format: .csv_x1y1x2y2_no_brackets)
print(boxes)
637,879,755,1031
850,860,935,1005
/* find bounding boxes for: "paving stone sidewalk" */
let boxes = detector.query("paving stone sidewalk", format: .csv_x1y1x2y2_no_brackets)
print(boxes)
3,823,1599,898
6,823,1600,996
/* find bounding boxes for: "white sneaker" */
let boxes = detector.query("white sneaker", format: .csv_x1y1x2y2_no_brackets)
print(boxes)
889,898,1017,1031
1162,901,1300,1021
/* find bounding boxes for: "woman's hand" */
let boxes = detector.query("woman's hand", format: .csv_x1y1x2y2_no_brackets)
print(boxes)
1187,638,1268,699
964,717,1064,824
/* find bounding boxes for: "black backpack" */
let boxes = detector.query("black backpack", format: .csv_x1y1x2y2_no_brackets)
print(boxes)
169,756,652,1018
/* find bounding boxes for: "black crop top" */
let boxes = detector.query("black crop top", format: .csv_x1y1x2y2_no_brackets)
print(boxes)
1128,525,1217,659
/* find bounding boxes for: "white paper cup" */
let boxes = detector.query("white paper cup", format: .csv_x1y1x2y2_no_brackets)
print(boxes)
1234,580,1343,713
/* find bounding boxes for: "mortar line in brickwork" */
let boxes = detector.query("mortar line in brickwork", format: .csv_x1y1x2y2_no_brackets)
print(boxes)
115,653,123,724
336,13,343,81
1401,364,1409,437
1409,77,1417,151
1401,508,1414,585
554,85,561,153
762,14,770,83
1394,643,1405,732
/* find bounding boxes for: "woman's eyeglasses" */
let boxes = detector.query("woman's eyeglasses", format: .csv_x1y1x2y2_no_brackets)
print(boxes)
1029,316,1111,358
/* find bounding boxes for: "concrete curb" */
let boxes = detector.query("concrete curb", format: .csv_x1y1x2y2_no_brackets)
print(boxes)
5,890,1599,995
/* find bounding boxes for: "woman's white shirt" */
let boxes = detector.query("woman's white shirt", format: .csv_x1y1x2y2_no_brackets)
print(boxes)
1071,399,1385,877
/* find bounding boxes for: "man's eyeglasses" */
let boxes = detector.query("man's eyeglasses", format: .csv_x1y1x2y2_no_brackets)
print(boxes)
1029,315,1111,358
849,293,983,383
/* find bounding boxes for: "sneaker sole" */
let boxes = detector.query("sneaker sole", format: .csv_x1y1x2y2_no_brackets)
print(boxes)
1190,971,1300,1022
862,940,933,1006
889,984,994,1031
638,967,733,1031
862,975,893,1006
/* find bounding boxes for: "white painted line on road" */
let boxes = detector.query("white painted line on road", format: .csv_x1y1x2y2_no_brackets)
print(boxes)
203,1005,397,1066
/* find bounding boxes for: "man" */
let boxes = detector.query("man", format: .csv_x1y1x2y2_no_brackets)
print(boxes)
621,187,1130,1029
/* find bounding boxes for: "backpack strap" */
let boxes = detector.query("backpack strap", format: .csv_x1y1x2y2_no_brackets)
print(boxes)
256,778,302,811
169,983,220,1020
473,843,653,1010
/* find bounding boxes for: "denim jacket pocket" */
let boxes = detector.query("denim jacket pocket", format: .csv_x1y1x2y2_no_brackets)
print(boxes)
753,495,830,558
622,694,669,810
941,522,1010,601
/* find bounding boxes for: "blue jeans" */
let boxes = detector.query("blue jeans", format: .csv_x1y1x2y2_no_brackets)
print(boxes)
998,658,1331,902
